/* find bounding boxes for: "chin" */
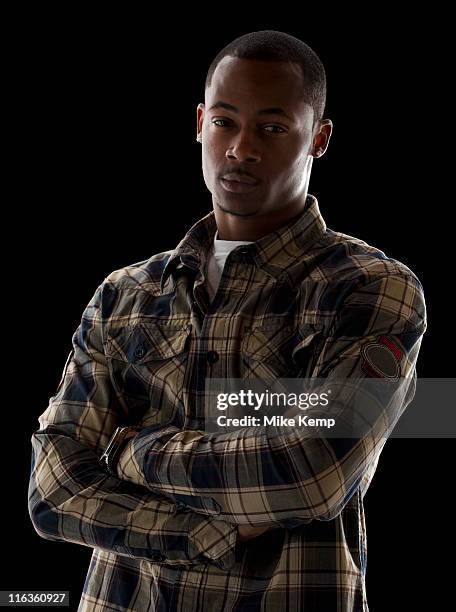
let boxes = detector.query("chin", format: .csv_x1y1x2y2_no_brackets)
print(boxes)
216,200,261,218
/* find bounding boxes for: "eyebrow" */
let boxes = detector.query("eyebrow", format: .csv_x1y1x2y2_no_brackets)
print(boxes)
208,100,294,122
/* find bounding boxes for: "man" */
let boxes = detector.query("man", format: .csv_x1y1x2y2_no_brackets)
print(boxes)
28,31,427,611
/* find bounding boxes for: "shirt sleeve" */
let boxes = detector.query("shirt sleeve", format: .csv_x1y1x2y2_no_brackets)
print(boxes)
28,278,237,569
116,273,427,527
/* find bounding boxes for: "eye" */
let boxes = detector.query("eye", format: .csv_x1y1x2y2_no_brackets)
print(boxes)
211,119,287,134
212,119,231,128
263,125,286,134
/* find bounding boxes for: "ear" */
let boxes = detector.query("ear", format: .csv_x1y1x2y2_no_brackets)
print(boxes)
312,119,333,158
196,103,205,141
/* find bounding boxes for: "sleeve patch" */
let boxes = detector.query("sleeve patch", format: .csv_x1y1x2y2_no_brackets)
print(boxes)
361,335,403,379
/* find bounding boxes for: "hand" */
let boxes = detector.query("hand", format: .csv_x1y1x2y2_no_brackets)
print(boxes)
237,524,272,542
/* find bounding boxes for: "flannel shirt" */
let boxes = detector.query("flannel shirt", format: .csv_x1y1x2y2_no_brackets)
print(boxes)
28,193,427,611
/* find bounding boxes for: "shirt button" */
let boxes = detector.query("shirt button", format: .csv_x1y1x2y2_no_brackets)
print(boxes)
206,350,219,364
238,247,251,259
134,346,146,359
151,552,165,562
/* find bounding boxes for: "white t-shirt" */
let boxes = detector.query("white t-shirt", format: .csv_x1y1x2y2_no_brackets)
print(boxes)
205,229,253,303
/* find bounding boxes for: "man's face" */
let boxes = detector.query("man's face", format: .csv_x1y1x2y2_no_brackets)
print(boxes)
197,56,318,218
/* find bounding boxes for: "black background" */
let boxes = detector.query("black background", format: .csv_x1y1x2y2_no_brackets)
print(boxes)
4,8,453,611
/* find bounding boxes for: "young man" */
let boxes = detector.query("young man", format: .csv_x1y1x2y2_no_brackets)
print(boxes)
29,31,427,611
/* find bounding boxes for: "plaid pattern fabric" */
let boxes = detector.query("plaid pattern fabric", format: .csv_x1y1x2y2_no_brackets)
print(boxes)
28,194,427,611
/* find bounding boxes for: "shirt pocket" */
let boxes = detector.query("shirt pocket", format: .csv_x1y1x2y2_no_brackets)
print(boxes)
105,321,192,424
242,323,324,380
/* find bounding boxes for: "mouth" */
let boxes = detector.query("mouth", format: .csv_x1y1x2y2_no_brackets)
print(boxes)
220,178,260,194
221,172,260,184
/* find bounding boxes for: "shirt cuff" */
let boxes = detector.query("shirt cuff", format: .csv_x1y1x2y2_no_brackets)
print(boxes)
116,437,149,487
186,513,238,570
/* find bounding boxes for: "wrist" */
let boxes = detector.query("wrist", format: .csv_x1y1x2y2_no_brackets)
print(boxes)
100,426,140,476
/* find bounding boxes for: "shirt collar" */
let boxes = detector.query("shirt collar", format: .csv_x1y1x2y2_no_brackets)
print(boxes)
160,193,326,293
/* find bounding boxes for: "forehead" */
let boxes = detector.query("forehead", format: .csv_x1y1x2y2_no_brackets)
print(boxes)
206,56,312,120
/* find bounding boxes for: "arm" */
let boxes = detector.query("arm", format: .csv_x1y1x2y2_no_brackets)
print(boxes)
116,273,427,527
28,278,237,569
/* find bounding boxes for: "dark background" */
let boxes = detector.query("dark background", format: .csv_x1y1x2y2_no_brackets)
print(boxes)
5,9,453,611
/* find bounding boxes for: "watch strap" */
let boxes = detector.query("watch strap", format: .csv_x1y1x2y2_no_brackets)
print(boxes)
100,426,140,476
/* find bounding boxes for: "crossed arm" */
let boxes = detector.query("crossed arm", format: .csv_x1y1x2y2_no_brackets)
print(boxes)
116,274,426,527
28,280,237,568
29,272,426,565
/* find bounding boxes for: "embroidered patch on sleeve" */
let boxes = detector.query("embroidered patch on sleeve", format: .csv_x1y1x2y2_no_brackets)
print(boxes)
361,335,403,379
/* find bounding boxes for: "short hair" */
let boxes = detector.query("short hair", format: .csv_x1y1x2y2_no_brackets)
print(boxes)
205,30,327,128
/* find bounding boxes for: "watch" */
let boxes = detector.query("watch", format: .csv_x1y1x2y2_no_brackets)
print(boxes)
100,426,140,476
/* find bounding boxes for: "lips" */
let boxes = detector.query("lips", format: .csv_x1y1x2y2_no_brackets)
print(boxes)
221,172,260,185
220,178,260,194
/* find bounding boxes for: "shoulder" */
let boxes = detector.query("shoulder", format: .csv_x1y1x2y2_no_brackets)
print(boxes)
88,251,174,321
293,229,427,331
311,228,424,288
102,250,174,292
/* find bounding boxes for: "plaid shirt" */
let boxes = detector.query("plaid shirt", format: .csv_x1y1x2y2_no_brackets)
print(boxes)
28,194,427,611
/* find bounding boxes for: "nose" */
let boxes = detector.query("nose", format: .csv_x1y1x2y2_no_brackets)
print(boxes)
226,131,261,163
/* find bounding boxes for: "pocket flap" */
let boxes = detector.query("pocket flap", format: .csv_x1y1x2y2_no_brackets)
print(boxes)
106,323,192,364
243,323,323,364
